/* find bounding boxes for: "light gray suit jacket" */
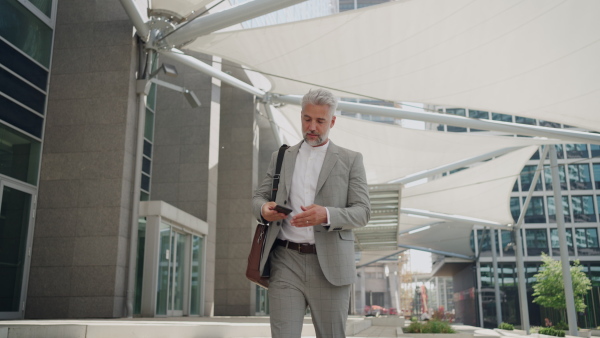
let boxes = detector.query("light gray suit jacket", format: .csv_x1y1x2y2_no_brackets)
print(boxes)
252,140,371,286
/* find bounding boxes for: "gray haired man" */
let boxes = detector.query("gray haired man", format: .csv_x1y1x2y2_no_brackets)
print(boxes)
253,88,371,337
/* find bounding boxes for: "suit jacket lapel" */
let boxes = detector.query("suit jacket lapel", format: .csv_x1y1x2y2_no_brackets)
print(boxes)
316,141,339,195
283,141,302,197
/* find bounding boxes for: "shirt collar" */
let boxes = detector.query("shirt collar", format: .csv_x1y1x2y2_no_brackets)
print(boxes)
300,140,330,154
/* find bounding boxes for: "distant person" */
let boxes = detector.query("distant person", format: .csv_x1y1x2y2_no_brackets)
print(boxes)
253,88,371,337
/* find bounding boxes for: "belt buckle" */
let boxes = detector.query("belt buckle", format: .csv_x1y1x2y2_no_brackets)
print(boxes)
298,243,304,254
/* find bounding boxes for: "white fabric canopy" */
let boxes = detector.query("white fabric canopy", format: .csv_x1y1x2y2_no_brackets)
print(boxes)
151,0,214,18
402,146,537,224
398,221,475,258
187,0,600,131
276,105,554,184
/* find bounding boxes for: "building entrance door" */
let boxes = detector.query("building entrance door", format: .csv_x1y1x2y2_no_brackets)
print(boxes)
156,223,188,316
0,179,35,319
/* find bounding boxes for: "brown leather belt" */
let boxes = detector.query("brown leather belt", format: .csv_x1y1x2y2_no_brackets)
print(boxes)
276,239,317,254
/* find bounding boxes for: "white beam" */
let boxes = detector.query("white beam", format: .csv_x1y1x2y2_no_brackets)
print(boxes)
262,103,283,146
159,0,306,48
390,146,525,185
396,244,473,260
159,50,266,97
401,208,511,230
271,95,600,145
549,146,579,337
118,0,150,40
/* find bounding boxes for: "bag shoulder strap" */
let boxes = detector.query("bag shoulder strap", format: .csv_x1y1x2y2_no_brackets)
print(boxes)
271,144,289,201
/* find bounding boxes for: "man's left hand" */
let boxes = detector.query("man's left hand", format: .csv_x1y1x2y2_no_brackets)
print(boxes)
291,204,327,227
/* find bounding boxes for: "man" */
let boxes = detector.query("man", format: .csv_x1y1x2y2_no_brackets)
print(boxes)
253,88,371,337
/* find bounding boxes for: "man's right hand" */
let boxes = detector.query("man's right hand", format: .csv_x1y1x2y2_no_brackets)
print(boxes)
261,201,289,222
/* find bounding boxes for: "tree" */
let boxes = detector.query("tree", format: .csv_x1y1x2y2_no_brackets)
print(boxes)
532,253,592,314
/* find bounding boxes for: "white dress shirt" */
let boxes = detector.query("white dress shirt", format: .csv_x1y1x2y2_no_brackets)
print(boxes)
278,141,330,244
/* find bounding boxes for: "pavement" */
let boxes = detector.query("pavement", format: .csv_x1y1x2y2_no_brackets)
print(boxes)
1,316,599,338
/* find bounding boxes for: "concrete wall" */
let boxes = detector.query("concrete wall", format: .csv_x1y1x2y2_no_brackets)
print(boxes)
26,0,139,318
214,60,259,316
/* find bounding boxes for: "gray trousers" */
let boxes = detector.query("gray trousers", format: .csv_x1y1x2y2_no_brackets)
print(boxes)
268,246,351,338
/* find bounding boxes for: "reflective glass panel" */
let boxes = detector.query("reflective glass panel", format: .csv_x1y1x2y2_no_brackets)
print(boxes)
544,164,567,190
510,197,520,221
492,113,512,122
0,39,48,90
524,197,545,223
0,123,41,185
28,0,53,17
0,95,44,138
525,229,548,256
0,0,53,67
515,116,536,125
547,196,570,223
134,218,146,315
156,223,170,315
145,108,154,142
0,67,46,114
566,144,589,159
190,235,204,315
593,164,600,189
550,228,574,255
571,195,596,222
569,164,592,190
0,186,31,312
520,165,543,191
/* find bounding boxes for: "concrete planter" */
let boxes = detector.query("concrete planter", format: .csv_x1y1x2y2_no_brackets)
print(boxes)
399,332,474,338
590,330,600,337
370,316,405,327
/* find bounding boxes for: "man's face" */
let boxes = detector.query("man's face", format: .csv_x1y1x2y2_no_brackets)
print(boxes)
302,103,336,147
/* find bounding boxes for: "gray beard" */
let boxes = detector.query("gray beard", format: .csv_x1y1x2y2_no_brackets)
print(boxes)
303,131,328,146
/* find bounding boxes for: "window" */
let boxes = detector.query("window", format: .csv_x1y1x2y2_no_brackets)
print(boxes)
446,109,466,132
524,197,545,223
501,230,515,256
539,120,561,128
0,0,53,68
591,145,600,158
575,228,600,256
510,197,520,221
544,164,567,190
526,229,548,256
566,144,589,159
492,113,512,122
474,229,500,256
593,164,600,189
515,116,536,125
520,165,543,191
0,123,41,185
548,196,571,223
571,195,596,222
569,164,592,190
550,228,574,255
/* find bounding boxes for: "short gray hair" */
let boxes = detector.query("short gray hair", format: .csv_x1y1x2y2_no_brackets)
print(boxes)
301,88,338,116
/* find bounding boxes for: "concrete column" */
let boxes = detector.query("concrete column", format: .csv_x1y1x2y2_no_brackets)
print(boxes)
214,60,260,315
27,0,139,318
151,50,215,316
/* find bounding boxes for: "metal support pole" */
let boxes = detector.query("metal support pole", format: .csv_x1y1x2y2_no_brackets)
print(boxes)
549,146,579,336
397,244,474,260
390,146,524,185
401,208,511,230
513,145,549,333
126,48,154,317
490,228,503,326
118,0,149,40
159,0,306,48
262,103,283,146
271,95,600,145
160,50,266,98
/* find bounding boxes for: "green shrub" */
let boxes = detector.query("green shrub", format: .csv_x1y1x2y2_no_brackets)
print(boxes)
404,320,456,334
539,327,565,337
498,322,514,330
554,321,568,330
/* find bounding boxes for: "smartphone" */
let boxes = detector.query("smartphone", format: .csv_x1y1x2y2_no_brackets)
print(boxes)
273,204,293,215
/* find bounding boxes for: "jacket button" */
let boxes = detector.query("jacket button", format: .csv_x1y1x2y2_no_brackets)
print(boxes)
277,222,280,226
284,200,287,204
